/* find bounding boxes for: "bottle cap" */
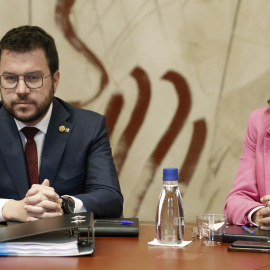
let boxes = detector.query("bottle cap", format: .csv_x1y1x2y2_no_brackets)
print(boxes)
163,168,179,181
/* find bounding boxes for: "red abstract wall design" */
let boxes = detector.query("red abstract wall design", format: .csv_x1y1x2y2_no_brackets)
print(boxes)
55,0,207,216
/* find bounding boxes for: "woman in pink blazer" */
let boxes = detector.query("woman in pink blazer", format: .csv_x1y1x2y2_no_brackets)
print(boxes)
224,106,270,229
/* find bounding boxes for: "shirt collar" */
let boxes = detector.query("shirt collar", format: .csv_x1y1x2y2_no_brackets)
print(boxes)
15,102,53,134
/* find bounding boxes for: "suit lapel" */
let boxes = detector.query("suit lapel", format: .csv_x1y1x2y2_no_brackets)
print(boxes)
39,98,73,186
0,106,29,198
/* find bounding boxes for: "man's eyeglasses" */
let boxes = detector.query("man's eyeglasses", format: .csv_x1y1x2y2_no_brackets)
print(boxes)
0,73,52,90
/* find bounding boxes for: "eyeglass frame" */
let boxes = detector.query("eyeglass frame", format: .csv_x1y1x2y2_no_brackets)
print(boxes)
0,73,53,90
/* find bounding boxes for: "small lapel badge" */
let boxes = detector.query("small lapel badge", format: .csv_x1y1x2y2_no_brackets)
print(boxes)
59,125,65,133
65,128,70,133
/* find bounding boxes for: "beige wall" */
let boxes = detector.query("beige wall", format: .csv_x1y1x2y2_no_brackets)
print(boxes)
0,0,269,223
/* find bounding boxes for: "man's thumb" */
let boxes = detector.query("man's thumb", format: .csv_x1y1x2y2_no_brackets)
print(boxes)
41,179,50,186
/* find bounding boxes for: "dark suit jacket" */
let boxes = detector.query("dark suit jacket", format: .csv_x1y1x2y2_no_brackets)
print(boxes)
0,97,123,218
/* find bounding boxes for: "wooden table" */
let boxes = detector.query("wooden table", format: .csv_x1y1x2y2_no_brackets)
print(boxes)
1,223,270,270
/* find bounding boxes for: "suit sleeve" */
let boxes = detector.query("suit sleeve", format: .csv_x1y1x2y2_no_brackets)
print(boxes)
74,115,123,218
224,110,265,225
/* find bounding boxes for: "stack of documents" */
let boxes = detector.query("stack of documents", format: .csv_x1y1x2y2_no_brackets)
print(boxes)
0,232,79,256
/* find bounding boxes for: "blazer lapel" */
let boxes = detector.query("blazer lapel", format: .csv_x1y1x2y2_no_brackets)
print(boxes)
0,106,29,198
39,98,73,186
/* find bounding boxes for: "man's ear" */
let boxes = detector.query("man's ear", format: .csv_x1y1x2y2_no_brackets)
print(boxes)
53,70,60,94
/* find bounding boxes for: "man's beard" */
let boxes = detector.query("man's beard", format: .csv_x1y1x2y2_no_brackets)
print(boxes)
1,86,54,124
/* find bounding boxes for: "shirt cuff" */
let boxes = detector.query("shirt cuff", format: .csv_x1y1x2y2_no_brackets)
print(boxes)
247,206,264,226
0,199,11,222
61,195,87,213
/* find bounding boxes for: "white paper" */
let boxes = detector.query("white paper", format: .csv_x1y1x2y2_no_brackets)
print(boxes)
148,238,192,247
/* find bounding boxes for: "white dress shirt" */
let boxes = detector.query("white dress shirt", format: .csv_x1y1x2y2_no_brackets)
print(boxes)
0,103,86,222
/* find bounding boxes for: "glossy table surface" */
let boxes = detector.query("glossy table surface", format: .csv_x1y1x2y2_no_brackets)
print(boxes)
1,222,270,270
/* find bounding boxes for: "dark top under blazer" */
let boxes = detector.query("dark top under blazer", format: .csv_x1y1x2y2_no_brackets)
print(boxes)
0,97,123,218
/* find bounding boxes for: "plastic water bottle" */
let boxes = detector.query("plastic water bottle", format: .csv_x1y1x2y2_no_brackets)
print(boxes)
155,168,185,244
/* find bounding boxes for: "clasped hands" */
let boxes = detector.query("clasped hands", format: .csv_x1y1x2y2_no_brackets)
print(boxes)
2,179,63,222
252,195,270,230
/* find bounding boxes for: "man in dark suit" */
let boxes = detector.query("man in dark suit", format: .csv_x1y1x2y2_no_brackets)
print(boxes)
0,26,123,222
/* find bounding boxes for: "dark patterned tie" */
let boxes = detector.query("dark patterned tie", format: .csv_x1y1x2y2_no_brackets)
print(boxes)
21,127,40,186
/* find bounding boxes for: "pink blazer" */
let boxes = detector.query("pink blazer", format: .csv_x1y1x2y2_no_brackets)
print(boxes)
224,106,270,225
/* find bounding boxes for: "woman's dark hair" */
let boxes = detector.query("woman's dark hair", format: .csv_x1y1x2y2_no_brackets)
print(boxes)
0,25,59,74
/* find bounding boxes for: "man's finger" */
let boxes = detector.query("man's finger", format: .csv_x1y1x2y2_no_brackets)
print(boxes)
24,200,61,213
26,186,59,201
26,211,62,221
25,179,51,197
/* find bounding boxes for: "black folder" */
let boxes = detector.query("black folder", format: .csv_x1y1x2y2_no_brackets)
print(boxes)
0,212,95,256
6,217,139,237
222,225,270,243
228,240,270,253
92,218,138,237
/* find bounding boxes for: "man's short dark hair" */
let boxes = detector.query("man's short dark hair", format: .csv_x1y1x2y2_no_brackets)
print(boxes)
0,25,59,74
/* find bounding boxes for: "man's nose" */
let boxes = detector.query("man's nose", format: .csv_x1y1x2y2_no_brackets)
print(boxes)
15,76,30,94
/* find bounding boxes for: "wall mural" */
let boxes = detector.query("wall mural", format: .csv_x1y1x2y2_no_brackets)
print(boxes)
55,0,207,218
2,0,268,221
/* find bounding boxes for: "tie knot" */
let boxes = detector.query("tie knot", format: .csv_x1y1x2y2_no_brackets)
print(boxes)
21,127,40,140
